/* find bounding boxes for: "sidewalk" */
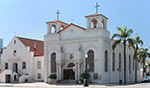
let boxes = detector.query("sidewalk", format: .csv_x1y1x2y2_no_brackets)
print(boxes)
0,82,150,88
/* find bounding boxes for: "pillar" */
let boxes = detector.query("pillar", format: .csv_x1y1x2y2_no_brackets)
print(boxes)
77,62,80,80
75,62,78,80
58,63,62,80
56,63,59,80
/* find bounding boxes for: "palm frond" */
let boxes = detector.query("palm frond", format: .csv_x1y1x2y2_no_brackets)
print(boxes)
117,27,123,34
112,40,121,50
127,38,135,48
112,33,120,39
127,29,133,37
139,40,143,46
136,36,140,42
123,26,127,32
133,48,137,59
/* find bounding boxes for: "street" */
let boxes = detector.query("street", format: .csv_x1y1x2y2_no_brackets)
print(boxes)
0,82,150,88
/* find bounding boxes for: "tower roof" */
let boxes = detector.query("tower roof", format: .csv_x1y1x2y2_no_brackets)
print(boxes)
46,20,69,27
85,14,108,19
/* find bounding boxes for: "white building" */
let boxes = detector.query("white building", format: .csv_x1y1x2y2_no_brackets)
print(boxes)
0,39,3,49
44,14,141,84
0,39,3,65
0,36,44,83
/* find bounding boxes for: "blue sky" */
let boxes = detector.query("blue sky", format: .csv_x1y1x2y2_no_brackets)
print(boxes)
0,0,150,48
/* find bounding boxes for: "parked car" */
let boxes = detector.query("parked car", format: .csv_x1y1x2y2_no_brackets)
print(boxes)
142,76,150,82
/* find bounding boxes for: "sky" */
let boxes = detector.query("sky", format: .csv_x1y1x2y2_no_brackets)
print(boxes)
0,0,150,48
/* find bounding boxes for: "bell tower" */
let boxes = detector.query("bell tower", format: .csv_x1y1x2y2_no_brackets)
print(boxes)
46,10,68,34
85,14,108,30
46,20,68,34
85,2,108,30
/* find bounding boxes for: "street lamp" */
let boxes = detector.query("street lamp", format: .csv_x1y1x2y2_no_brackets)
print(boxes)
84,54,89,87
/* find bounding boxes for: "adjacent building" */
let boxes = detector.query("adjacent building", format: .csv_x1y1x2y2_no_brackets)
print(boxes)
0,39,3,71
0,39,3,49
0,36,44,83
44,13,141,84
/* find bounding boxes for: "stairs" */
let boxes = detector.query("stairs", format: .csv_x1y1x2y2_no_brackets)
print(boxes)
58,80,76,84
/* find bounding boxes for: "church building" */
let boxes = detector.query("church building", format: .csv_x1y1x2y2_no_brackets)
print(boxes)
44,13,141,84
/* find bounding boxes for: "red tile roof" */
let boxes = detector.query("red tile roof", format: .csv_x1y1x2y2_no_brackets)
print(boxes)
17,37,44,56
58,23,86,33
85,14,108,19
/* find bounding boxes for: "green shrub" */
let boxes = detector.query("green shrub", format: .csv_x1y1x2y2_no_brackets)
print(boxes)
146,71,150,76
48,73,57,79
80,72,90,79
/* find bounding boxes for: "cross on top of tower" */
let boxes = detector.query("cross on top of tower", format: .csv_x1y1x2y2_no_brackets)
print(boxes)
94,3,100,14
56,10,60,20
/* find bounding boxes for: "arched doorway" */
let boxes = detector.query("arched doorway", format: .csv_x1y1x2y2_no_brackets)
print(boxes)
63,63,75,80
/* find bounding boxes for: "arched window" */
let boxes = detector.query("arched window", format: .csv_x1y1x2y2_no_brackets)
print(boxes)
91,19,97,29
87,50,94,72
112,51,115,71
119,53,121,71
51,52,56,73
50,25,56,33
129,55,131,74
104,50,108,72
60,25,64,31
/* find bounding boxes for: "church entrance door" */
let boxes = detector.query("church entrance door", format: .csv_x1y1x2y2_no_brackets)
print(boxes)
63,69,75,80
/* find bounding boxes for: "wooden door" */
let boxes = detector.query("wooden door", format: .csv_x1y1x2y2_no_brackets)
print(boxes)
5,74,11,83
63,69,75,80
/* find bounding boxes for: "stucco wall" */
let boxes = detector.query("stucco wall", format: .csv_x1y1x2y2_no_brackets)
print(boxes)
44,21,141,84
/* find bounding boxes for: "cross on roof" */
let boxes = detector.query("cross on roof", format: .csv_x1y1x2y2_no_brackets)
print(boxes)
94,3,100,14
56,10,60,20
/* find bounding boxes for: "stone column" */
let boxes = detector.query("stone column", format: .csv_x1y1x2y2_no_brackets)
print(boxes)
61,63,63,80
56,63,59,80
58,63,62,80
75,62,78,80
77,62,80,80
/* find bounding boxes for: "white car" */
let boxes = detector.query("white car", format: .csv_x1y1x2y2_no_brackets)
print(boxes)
142,76,150,82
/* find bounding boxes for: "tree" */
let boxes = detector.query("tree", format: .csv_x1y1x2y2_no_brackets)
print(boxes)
138,48,150,78
128,35,143,82
112,27,133,84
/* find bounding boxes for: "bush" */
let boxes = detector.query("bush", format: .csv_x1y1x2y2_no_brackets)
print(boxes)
48,73,57,79
80,72,90,79
146,71,150,76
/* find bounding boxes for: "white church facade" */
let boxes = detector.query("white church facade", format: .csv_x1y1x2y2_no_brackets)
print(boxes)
0,36,44,83
44,14,141,84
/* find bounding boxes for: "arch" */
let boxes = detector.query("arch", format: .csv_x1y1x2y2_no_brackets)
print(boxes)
119,53,121,70
68,63,75,68
91,19,98,29
51,52,56,73
49,47,61,54
102,19,105,29
104,50,108,72
87,50,94,72
60,25,64,31
50,25,56,33
129,55,131,74
112,51,115,71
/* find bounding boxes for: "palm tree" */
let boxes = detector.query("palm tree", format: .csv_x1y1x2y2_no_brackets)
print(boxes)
138,48,150,78
112,27,133,84
128,35,143,82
